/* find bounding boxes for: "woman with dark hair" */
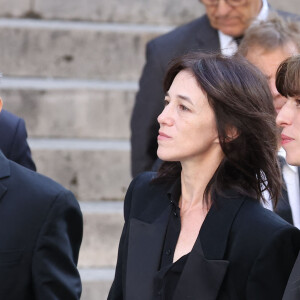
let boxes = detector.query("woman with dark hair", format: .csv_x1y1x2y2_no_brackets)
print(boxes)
108,52,300,300
276,55,300,166
275,55,300,300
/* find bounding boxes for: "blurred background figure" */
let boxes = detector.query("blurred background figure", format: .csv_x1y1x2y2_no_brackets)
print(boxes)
238,15,300,227
0,106,36,171
130,0,298,178
0,97,83,299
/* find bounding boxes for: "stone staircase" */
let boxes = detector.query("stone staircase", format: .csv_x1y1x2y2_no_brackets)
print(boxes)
0,0,297,299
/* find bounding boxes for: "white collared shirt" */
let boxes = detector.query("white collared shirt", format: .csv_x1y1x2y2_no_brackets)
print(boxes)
263,148,300,228
219,0,269,56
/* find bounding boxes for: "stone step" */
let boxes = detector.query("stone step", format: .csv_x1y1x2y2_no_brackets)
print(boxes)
78,201,123,268
1,77,137,139
29,138,131,201
1,0,203,26
1,0,298,25
0,18,171,80
80,268,114,300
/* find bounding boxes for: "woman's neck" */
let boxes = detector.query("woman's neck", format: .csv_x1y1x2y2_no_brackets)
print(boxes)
180,150,224,212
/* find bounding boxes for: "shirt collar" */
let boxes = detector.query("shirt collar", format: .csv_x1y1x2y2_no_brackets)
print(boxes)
278,147,298,173
219,0,269,56
167,176,181,206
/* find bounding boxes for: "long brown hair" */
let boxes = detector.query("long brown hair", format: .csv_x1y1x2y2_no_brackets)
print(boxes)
154,52,281,205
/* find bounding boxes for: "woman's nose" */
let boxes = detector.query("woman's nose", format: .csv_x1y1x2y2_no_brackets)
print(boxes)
157,105,174,126
276,103,292,128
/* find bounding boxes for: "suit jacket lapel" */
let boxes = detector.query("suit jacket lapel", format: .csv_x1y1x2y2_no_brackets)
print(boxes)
125,204,171,300
0,151,10,202
195,15,220,52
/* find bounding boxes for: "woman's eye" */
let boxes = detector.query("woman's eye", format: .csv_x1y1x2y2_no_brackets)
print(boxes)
163,100,169,106
296,99,300,107
179,104,189,111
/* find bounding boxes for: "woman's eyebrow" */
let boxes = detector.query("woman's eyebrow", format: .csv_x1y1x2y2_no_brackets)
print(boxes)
165,92,193,103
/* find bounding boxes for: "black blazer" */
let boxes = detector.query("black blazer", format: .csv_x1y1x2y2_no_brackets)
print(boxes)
0,151,83,299
0,109,36,171
130,9,296,177
108,172,300,300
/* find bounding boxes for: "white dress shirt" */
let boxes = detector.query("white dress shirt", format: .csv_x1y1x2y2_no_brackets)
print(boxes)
263,148,300,228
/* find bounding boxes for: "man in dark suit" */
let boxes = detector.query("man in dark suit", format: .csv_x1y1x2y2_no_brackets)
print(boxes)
0,99,83,299
238,15,300,227
130,0,291,177
0,108,36,171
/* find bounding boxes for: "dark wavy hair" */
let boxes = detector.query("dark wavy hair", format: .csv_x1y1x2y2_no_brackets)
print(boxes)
276,55,300,97
153,52,281,205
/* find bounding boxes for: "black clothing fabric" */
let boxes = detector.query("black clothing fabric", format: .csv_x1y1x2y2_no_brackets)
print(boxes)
0,109,36,171
275,156,294,224
108,172,300,300
0,151,82,299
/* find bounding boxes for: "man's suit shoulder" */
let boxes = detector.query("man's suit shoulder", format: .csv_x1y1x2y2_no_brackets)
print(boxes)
148,15,214,59
151,15,207,45
7,159,73,202
234,196,299,240
0,109,22,128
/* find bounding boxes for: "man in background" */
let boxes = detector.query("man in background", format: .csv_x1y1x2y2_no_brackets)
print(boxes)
0,96,83,299
238,15,300,228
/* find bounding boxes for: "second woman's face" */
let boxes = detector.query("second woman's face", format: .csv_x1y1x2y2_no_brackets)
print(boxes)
276,96,300,166
157,70,221,164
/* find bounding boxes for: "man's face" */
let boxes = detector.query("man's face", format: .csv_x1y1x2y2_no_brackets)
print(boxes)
245,43,299,114
203,0,262,37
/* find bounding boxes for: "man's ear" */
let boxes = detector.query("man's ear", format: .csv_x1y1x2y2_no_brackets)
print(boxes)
0,98,3,113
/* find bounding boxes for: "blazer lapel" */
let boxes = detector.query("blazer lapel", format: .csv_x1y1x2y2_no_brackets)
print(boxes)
200,193,245,260
174,192,245,300
174,237,229,300
125,204,171,300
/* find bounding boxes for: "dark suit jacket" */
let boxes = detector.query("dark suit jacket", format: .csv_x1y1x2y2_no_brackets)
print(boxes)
0,151,83,299
0,109,36,171
108,172,300,300
130,8,296,177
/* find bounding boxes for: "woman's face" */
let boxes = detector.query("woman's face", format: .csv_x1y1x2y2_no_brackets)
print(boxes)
276,96,300,166
157,70,221,164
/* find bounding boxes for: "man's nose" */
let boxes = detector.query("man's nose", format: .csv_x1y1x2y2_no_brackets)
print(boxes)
214,0,233,17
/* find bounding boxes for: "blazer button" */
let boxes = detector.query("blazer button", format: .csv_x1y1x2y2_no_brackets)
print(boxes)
166,249,171,256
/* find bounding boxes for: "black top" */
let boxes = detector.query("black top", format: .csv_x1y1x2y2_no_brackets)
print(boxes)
154,177,191,299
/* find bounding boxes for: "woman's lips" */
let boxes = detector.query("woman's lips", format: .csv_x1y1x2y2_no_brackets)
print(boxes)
281,134,294,145
158,131,171,140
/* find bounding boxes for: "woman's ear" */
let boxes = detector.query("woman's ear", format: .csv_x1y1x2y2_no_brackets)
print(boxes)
226,126,239,142
0,98,3,113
